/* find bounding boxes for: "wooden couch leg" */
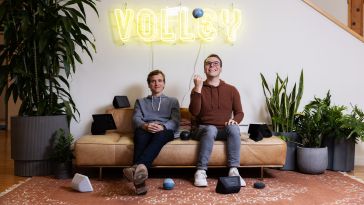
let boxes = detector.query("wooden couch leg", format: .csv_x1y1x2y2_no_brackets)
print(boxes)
99,167,103,180
260,167,264,181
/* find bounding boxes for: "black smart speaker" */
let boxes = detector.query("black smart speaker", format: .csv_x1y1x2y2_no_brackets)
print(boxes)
91,114,117,135
113,96,130,108
248,124,272,142
215,176,241,194
253,181,265,189
180,131,191,140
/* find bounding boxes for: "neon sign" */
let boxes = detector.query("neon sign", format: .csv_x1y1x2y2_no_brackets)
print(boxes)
110,7,242,44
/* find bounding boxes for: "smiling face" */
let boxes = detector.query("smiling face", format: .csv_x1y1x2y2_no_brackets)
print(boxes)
148,73,165,96
204,56,222,78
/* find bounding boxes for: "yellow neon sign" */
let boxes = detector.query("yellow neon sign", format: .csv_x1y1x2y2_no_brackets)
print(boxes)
110,7,242,44
220,9,242,42
197,8,217,42
114,9,134,41
179,8,195,42
137,9,157,42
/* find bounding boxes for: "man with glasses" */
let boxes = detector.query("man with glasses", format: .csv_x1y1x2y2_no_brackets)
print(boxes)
189,54,245,187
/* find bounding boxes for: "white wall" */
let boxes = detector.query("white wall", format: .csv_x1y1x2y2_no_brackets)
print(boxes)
70,0,364,165
309,0,347,25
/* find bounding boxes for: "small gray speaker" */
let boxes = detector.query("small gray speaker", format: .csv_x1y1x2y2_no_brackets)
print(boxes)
71,173,93,192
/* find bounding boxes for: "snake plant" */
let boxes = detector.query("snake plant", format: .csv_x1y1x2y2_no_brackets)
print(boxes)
260,70,304,132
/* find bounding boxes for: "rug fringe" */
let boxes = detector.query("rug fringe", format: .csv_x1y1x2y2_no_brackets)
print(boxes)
0,178,31,197
340,172,364,185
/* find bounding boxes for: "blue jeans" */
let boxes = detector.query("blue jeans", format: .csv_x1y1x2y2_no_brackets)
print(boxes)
193,124,241,170
133,128,174,168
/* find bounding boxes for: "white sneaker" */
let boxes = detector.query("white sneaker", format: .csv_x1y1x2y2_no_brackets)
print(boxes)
229,167,246,187
194,170,208,187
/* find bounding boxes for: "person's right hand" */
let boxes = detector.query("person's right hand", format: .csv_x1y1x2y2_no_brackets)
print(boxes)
193,74,203,93
144,122,164,133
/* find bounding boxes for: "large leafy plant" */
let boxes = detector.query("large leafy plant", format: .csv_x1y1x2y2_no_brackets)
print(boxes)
260,70,304,132
0,0,98,122
296,91,364,147
340,105,364,142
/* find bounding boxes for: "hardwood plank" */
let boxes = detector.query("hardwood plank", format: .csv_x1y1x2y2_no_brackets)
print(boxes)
0,130,27,193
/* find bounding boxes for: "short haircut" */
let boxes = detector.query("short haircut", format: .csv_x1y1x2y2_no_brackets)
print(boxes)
204,54,222,67
147,69,165,84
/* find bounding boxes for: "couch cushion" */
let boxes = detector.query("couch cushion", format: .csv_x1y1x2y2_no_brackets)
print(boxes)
75,133,286,167
106,108,134,133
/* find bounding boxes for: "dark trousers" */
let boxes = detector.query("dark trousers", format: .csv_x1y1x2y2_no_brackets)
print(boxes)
133,128,174,168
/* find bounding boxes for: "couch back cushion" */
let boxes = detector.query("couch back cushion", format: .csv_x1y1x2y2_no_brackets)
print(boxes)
105,108,192,134
106,108,134,133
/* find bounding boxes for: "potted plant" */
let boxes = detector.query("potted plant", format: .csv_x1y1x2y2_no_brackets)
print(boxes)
329,104,364,171
0,0,98,176
260,70,304,170
308,91,364,172
295,95,329,174
51,128,74,179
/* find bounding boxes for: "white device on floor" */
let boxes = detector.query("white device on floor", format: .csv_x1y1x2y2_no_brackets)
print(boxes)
71,173,93,192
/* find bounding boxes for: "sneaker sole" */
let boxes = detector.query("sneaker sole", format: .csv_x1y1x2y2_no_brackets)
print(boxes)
134,164,148,185
135,182,148,195
123,168,134,182
194,182,208,187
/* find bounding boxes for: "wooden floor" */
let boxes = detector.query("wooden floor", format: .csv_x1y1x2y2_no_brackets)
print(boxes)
1,130,364,193
0,130,27,193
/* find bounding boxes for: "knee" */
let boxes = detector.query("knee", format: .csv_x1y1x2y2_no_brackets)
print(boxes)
226,125,240,136
202,125,218,136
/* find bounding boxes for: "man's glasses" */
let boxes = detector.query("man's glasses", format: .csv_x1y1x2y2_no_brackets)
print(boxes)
204,61,220,66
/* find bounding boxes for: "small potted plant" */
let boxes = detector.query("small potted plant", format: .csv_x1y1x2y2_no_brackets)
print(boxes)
51,128,74,179
295,95,329,174
332,104,364,171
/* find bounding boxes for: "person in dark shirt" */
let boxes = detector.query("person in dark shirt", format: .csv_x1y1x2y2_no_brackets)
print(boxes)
189,54,245,187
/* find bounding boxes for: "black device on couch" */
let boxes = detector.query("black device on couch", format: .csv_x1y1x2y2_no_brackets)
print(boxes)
248,123,272,142
91,114,117,135
113,96,130,108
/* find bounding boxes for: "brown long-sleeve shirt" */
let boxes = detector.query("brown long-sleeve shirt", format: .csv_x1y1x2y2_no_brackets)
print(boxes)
189,80,244,128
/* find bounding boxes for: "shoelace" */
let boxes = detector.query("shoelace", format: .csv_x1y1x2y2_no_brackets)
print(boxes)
230,169,239,176
196,171,207,178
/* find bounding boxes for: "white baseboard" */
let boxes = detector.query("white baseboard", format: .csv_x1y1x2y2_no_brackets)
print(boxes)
355,156,364,166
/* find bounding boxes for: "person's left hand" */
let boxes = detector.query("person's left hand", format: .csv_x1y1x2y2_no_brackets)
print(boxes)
225,119,238,125
148,122,164,133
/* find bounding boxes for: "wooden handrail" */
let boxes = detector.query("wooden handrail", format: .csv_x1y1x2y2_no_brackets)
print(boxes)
302,0,364,43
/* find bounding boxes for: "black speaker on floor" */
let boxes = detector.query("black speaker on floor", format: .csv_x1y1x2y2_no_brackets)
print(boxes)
113,96,130,108
91,114,117,135
215,176,241,194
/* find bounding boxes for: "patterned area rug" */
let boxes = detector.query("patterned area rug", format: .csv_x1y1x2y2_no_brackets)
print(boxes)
1,169,364,205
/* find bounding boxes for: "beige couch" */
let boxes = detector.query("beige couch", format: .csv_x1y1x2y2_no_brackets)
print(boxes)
74,108,287,179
